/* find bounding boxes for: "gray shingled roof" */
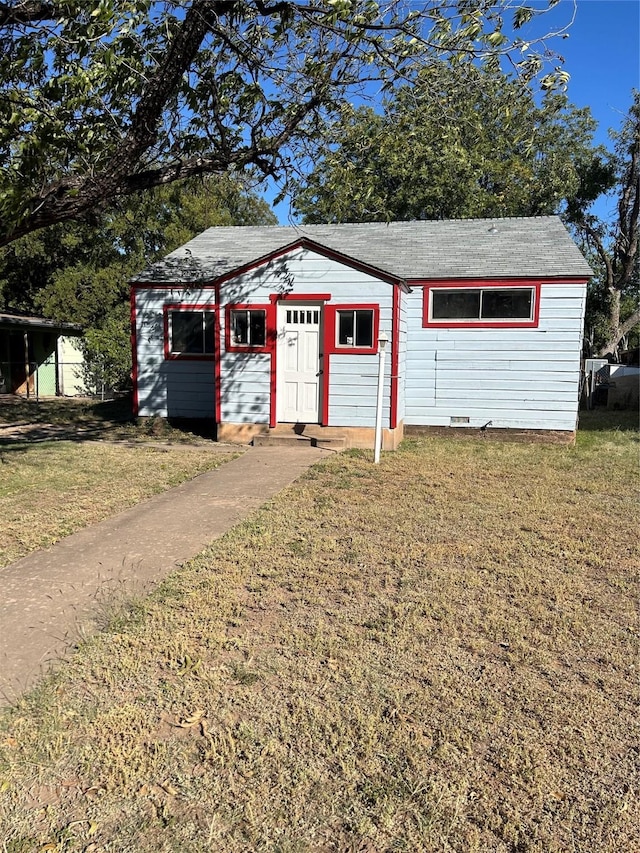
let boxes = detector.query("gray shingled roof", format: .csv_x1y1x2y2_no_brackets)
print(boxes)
134,216,592,284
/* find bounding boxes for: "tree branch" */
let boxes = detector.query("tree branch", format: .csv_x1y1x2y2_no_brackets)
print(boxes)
0,1,56,25
617,129,639,286
577,218,615,290
0,1,579,248
618,306,640,341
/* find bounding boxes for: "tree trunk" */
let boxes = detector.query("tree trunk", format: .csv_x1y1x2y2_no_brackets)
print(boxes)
598,302,640,358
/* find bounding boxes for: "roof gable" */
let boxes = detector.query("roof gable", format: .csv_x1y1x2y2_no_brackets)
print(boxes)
208,237,403,291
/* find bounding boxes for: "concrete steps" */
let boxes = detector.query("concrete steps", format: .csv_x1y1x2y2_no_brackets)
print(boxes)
252,426,346,451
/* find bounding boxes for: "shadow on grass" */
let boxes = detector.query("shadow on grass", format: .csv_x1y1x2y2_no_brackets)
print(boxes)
0,394,134,425
0,394,219,449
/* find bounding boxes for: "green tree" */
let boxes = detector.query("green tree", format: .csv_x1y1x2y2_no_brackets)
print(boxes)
567,92,639,359
293,65,601,223
0,0,571,247
0,175,276,391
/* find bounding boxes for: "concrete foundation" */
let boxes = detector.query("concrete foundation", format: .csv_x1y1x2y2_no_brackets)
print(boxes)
404,424,576,445
218,421,405,451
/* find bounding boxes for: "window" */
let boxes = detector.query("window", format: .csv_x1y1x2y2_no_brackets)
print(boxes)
285,309,320,325
225,306,270,352
168,309,215,356
337,309,374,348
230,309,266,347
423,283,539,328
480,289,533,320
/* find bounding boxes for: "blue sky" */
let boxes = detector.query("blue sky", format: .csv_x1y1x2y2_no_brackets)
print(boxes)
271,0,639,224
524,0,639,222
526,0,638,146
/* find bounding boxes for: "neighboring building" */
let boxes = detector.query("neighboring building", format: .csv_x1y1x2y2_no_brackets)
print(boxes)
0,311,83,397
131,217,592,447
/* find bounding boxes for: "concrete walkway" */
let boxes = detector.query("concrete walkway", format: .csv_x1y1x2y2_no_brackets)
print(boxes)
0,444,327,706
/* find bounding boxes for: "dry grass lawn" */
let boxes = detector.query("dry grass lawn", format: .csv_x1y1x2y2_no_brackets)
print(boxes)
0,397,236,567
0,443,237,568
0,413,638,852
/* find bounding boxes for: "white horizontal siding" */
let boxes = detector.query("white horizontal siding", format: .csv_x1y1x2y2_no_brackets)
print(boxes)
328,355,390,428
430,331,582,346
433,393,579,410
137,363,215,418
431,351,578,363
434,377,579,393
220,247,394,303
134,287,217,418
402,281,585,431
222,406,269,418
220,351,270,423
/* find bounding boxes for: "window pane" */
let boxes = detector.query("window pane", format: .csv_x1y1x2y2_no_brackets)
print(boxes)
481,289,533,319
432,290,480,320
249,310,266,346
355,310,373,347
230,309,265,347
338,311,354,346
171,311,202,353
232,310,249,345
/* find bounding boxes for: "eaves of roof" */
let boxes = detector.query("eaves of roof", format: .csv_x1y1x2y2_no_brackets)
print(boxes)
0,312,83,333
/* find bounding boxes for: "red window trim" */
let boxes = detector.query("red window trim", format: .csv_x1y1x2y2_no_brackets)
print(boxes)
421,280,541,329
324,304,380,355
225,303,272,353
163,303,217,360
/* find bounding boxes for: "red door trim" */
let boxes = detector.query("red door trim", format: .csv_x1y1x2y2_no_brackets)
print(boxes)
267,301,278,428
271,298,326,427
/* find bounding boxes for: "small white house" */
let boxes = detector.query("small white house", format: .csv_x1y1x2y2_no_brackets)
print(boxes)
131,217,591,447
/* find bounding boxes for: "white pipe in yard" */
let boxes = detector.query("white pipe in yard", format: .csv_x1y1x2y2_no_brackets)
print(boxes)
374,331,389,464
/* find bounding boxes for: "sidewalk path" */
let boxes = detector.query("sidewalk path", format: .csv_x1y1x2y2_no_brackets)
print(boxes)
0,444,326,706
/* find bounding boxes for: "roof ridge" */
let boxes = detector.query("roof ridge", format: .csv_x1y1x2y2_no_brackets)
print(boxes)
199,215,562,232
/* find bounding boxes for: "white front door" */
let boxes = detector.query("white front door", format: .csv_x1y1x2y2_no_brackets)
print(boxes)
277,304,322,422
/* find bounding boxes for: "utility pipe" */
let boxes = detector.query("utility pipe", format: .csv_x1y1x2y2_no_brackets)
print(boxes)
374,331,389,464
